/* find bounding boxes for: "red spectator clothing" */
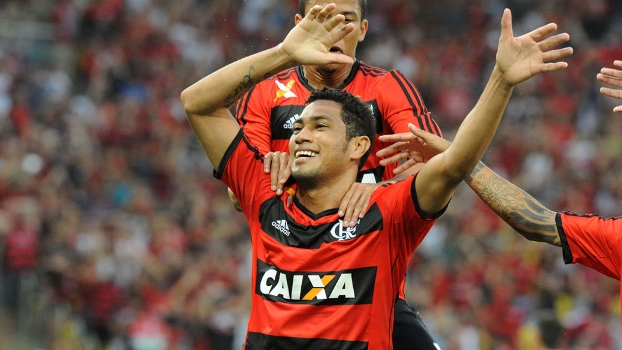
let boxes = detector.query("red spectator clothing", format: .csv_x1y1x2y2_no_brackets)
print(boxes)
557,212,622,325
3,224,38,271
216,131,442,349
234,61,442,184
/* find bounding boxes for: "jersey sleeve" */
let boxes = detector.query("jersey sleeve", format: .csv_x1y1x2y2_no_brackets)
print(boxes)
214,130,273,216
375,70,442,137
558,212,622,280
373,175,445,254
234,85,273,155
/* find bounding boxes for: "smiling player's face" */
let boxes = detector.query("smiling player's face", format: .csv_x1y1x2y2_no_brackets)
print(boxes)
289,100,351,186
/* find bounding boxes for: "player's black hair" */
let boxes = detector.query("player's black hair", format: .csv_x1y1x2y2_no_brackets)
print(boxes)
299,0,367,20
306,88,375,168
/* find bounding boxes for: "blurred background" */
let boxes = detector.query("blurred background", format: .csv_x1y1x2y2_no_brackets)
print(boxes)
0,0,621,349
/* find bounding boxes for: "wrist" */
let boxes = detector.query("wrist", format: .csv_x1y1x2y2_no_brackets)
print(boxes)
491,65,515,92
273,43,298,70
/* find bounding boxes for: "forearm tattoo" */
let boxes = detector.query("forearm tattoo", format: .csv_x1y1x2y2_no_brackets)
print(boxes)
224,66,256,105
224,67,273,105
466,162,561,246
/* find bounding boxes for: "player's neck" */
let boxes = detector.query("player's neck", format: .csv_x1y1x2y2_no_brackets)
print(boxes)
296,173,357,215
303,64,353,90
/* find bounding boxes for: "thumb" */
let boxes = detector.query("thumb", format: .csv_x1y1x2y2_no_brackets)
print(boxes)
326,52,355,65
499,8,513,43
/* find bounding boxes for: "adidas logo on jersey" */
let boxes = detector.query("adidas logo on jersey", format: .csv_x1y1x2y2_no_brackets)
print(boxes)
283,114,300,129
271,219,290,236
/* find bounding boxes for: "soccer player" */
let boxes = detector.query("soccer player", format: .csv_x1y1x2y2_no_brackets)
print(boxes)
236,0,441,187
181,4,571,348
377,60,622,330
231,1,443,347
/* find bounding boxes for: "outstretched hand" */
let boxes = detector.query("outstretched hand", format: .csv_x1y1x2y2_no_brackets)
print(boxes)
280,4,355,66
377,123,451,176
597,60,622,112
496,8,573,87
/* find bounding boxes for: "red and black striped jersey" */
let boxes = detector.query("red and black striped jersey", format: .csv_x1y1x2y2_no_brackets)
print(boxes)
557,212,622,326
234,61,442,183
216,130,443,349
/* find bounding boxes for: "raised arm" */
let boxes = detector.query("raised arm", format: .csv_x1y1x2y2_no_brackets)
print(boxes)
180,4,355,169
378,127,562,245
414,8,572,215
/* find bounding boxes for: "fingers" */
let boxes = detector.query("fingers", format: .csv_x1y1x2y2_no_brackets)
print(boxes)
378,150,409,167
277,153,291,194
541,47,573,63
270,156,279,191
299,4,354,65
339,185,364,226
598,61,622,112
306,3,350,32
305,4,334,21
266,151,291,195
324,13,346,31
599,87,622,112
598,65,622,87
526,22,558,43
537,33,570,52
598,76,622,89
264,152,274,174
537,33,572,72
540,60,569,72
313,3,334,23
600,87,622,98
378,133,415,143
392,159,418,176
376,141,408,157
338,183,377,227
338,186,355,218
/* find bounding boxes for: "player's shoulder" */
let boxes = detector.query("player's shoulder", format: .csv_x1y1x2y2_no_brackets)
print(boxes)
354,61,417,91
371,178,414,201
356,61,389,78
273,67,299,82
251,67,299,88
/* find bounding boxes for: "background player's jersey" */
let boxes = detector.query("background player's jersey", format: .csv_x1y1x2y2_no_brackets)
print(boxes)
557,212,622,326
235,61,442,183
216,130,441,349
558,212,622,280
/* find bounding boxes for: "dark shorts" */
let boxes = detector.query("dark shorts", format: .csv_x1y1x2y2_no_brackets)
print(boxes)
393,298,440,350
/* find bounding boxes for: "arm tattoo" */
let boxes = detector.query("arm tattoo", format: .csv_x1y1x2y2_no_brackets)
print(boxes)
224,67,273,105
466,162,561,246
224,66,256,105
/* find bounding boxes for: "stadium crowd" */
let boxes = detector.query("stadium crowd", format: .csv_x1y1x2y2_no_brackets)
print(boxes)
0,0,621,349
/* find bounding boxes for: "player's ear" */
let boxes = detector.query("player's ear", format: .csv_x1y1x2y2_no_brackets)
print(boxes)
350,135,370,162
357,19,368,42
295,13,303,25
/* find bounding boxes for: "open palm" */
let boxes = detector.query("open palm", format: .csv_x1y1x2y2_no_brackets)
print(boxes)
281,4,355,66
495,9,572,86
